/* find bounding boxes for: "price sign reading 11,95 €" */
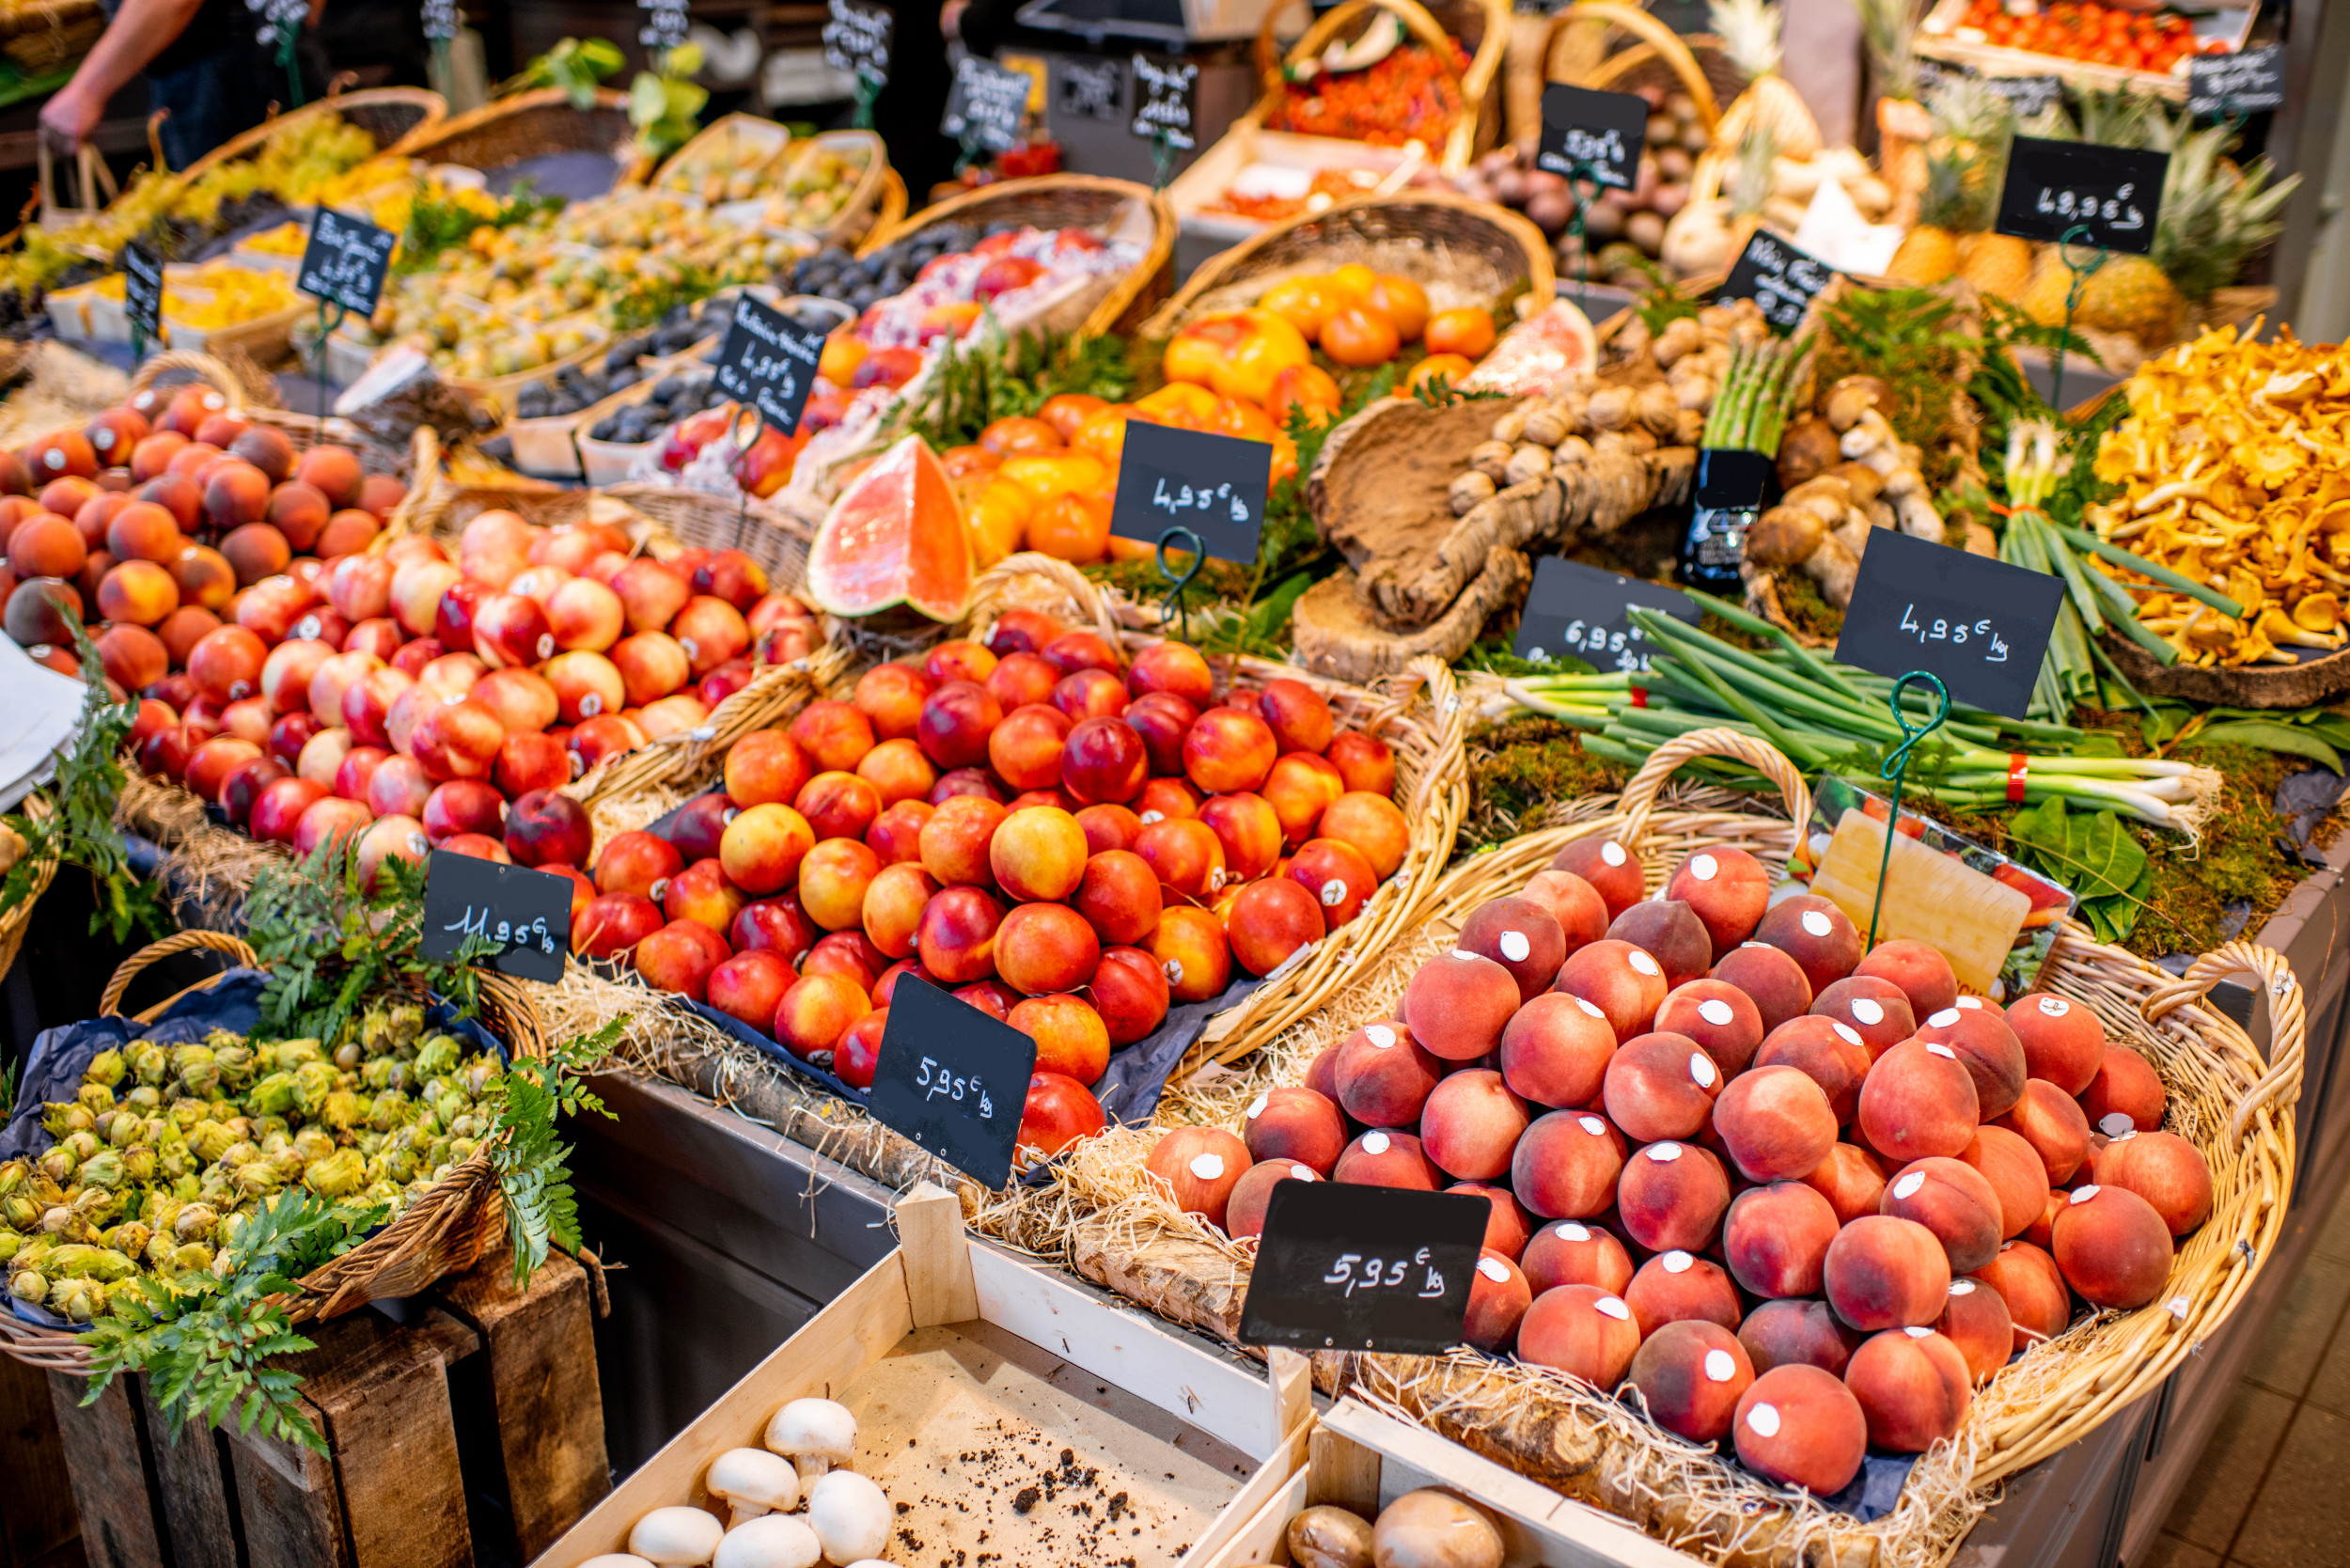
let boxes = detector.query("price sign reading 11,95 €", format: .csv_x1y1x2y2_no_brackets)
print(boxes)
419,850,572,983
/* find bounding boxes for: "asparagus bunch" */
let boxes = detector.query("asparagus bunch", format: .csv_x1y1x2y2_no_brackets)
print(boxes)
1700,332,1811,454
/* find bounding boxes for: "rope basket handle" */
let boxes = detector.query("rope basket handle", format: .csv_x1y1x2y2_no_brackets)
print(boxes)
1264,0,1469,102
966,552,1123,647
1614,727,1811,863
2141,940,2306,1143
1545,1,1721,134
372,424,446,551
127,350,246,414
101,929,258,1016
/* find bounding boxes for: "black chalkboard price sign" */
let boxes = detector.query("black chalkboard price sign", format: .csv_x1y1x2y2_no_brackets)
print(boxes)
1239,1180,1489,1355
822,0,893,87
1109,420,1269,563
867,975,1038,1188
1057,56,1124,122
1720,229,1834,333
122,241,164,352
713,294,826,433
943,55,1031,156
1535,83,1648,192
1995,137,2169,256
1832,527,2065,720
1513,556,1700,672
419,850,572,983
296,209,397,316
1131,54,1198,150
2189,44,2286,118
1917,59,2064,118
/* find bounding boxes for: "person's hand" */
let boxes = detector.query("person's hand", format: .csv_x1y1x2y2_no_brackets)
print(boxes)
39,82,100,156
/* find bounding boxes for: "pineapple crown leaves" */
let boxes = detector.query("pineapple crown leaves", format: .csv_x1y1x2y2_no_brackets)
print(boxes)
80,1188,388,1454
1728,125,1780,217
1855,0,1919,101
477,1019,619,1290
245,839,491,1044
1709,0,1783,81
2151,123,2299,302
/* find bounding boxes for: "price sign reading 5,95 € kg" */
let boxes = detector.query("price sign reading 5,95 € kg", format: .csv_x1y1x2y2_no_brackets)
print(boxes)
713,294,826,434
1108,420,1268,563
1833,528,2065,720
868,975,1038,1189
1241,1180,1489,1355
297,209,397,316
419,850,573,983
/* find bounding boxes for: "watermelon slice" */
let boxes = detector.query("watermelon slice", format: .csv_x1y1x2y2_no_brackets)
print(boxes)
806,436,974,621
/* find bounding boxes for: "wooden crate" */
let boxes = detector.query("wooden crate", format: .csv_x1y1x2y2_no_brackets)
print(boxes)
538,1184,1314,1568
43,1248,606,1568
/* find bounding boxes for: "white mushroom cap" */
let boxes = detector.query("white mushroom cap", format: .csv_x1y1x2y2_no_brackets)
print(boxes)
807,1471,892,1565
629,1506,726,1567
763,1398,858,1483
706,1448,801,1528
712,1514,823,1568
579,1558,657,1568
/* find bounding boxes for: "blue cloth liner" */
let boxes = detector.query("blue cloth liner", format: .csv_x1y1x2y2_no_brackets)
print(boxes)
1815,1453,1919,1522
486,151,622,201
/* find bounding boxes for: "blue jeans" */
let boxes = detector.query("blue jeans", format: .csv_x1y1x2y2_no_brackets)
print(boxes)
147,30,326,173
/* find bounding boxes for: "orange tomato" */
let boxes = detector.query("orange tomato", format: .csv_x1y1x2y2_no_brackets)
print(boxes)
1425,307,1496,359
1026,491,1112,563
1073,405,1135,464
1039,393,1109,440
999,452,1108,503
1207,398,1280,444
1265,363,1342,429
1267,431,1299,487
979,416,1065,457
1404,353,1476,395
1365,274,1430,342
1260,276,1340,339
818,330,866,387
939,444,1000,478
1324,263,1375,306
1320,306,1401,368
971,478,1032,566
1135,382,1221,427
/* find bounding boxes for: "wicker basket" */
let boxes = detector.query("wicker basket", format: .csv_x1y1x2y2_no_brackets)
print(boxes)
856,175,1177,339
1543,2,1731,128
174,86,447,184
772,129,893,246
961,552,1466,1071
1254,0,1510,175
390,86,634,171
650,112,793,201
1138,190,1553,339
980,727,2305,1568
125,349,417,477
0,794,57,979
0,929,551,1372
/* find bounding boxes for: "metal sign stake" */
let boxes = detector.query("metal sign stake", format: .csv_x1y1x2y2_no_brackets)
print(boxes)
1868,669,1951,949
1155,525,1202,642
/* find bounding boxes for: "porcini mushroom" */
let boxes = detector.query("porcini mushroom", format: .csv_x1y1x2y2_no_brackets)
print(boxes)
763,1398,856,1484
628,1506,726,1567
712,1514,822,1568
1371,1490,1504,1568
706,1449,801,1528
1287,1503,1376,1568
806,1471,891,1565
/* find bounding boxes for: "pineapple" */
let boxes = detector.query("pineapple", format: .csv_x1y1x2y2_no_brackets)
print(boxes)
2021,252,2074,329
1957,232,2034,299
1709,0,1823,162
1886,226,1958,286
2151,120,2298,306
2078,254,2187,348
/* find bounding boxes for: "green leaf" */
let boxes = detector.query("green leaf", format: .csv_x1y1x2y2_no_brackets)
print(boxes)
2183,720,2344,774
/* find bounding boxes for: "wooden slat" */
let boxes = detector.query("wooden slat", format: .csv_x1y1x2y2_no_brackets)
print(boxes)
227,1395,347,1568
43,1372,164,1568
0,1353,76,1567
1196,1467,1310,1568
308,1310,476,1568
434,1248,610,1558
1191,1419,1314,1568
1268,1347,1313,1441
897,1182,979,1328
1308,1422,1381,1516
138,1379,240,1568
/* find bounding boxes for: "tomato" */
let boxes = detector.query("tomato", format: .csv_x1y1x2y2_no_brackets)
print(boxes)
1404,353,1476,396
1072,406,1135,464
1324,262,1376,306
1265,363,1342,429
1039,393,1109,440
1207,398,1279,444
1424,306,1496,360
979,416,1064,457
1364,274,1430,341
918,302,982,343
1025,491,1112,563
1260,276,1340,338
998,451,1107,503
939,444,1000,478
1320,306,1401,368
850,346,924,390
818,330,865,388
1020,1071,1106,1158
1135,381,1221,427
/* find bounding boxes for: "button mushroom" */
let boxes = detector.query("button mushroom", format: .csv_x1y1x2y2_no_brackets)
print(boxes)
1371,1489,1504,1568
806,1470,891,1565
628,1505,726,1567
1287,1503,1376,1568
579,1558,657,1568
712,1513,822,1568
763,1398,856,1484
706,1448,801,1528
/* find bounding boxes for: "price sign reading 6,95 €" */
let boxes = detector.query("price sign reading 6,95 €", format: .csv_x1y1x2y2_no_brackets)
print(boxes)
1833,527,2065,720
296,209,397,317
867,975,1037,1189
1239,1180,1489,1355
713,294,826,434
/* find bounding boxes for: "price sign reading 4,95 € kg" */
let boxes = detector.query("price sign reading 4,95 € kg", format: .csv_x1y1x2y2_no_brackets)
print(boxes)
868,975,1038,1189
713,295,826,434
1240,1181,1489,1355
1833,528,2065,720
1536,84,1647,191
419,850,573,983
1109,421,1268,563
1995,137,2169,256
297,209,397,316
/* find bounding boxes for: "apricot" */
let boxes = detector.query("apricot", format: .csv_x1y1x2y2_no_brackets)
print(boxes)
2092,1131,2212,1236
1857,1040,1981,1163
1498,992,1617,1110
1881,1156,2004,1275
1958,1126,2051,1239
1454,896,1565,1004
1007,994,1111,1084
1450,1182,1534,1261
1753,895,1862,996
1241,1085,1347,1175
1853,939,1958,1020
1150,905,1231,1002
1825,1215,1951,1331
1754,1015,1873,1124
1519,869,1609,957
1522,1218,1634,1296
1845,1327,1970,1452
1624,1250,1741,1339
1333,1020,1442,1127
1331,1128,1441,1190
2006,990,2105,1095
1810,977,1915,1062
1664,847,1771,960
1511,1109,1625,1219
1518,1284,1640,1388
1602,1030,1722,1142
1606,900,1712,992
1936,1278,2014,1384
2080,1047,2166,1137
1617,1138,1731,1253
1653,978,1765,1075
1711,941,1814,1034
1733,1364,1867,1494
916,885,1003,984
1552,938,1668,1042
1399,949,1522,1062
1976,1241,2072,1352
1550,837,1644,919
1915,1005,2029,1120
1713,1064,1838,1184
1994,1080,2092,1184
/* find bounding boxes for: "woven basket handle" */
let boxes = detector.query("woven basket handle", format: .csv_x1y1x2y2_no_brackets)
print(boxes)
128,350,246,414
371,424,445,553
1548,1,1721,134
1268,0,1467,102
2141,940,2305,1144
966,552,1122,647
102,930,258,1017
1614,727,1810,866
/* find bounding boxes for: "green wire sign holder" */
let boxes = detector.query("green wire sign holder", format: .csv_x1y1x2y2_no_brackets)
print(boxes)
1154,525,1203,642
1867,669,1951,949
2047,223,2106,415
1991,135,2170,411
1534,84,1647,318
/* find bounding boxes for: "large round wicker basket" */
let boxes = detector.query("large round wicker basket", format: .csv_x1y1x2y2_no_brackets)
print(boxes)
390,86,634,172
175,86,447,183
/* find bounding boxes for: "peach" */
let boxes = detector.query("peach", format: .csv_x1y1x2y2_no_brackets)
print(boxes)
158,604,223,665
293,795,375,857
184,737,264,802
1713,1064,1838,1184
219,523,290,587
1551,938,1668,1043
1733,1364,1868,1493
995,902,1102,996
991,805,1089,902
1857,1040,1980,1162
1518,1283,1640,1387
785,698,874,774
1009,994,1112,1084
916,885,1004,984
1389,951,1515,1064
1739,1299,1861,1378
2028,1190,2065,1250
1845,1327,1970,1452
1753,1015,1872,1124
1122,692,1196,776
188,623,267,703
1458,896,1566,1003
1511,1109,1625,1219
1059,715,1147,805
1418,1069,1530,1183
1617,1138,1731,1253
797,837,882,931
1464,1251,1534,1353
1825,1215,1951,1331
1602,1030,1722,1142
860,862,939,960
2081,1047,2166,1137
1144,1128,1252,1231
854,737,938,808
248,776,326,842
1288,837,1376,931
265,479,328,551
1853,939,1959,1020
724,727,815,809
96,621,169,688
1604,900,1712,992
317,510,380,556
1241,1086,1347,1175
793,771,883,843
1089,946,1169,1044
705,949,795,1031
2092,1131,2211,1236
983,607,1063,658
1333,1128,1441,1189
1136,816,1225,900
1810,976,1916,1061
1936,1278,2013,1384
1995,1080,2092,1184
2006,991,2105,1095
1550,837,1644,919
1915,1005,2029,1120
1183,707,1277,795
854,662,935,741
1226,877,1324,976
609,632,689,707
1519,870,1610,956
773,973,872,1061
1522,1218,1633,1296
732,894,820,964
1499,992,1617,1110
1881,1156,2004,1274
1664,847,1771,960
1332,1020,1441,1127
105,501,180,565
1225,1159,1318,1240
1051,666,1128,722
916,681,1002,770
918,793,1008,888
1653,978,1765,1075
1976,1242,2072,1352
1151,905,1231,1002
1959,1126,2050,1239
1624,1249,1741,1338
1628,1319,1752,1442
984,651,1060,713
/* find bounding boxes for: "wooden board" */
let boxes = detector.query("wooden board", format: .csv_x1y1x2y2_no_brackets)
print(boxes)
43,1372,165,1568
138,1379,240,1568
1810,808,2029,995
0,1352,76,1567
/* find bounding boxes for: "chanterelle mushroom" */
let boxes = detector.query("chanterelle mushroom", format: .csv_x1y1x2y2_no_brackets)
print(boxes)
807,1471,891,1565
628,1506,725,1567
706,1448,800,1528
712,1514,822,1568
763,1398,857,1484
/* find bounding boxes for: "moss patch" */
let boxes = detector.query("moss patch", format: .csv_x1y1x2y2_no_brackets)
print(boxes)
1084,555,1255,610
1463,719,1627,852
1773,569,1845,643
